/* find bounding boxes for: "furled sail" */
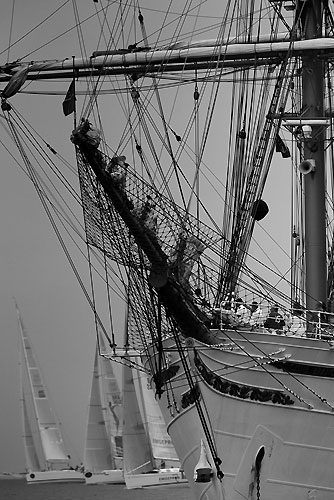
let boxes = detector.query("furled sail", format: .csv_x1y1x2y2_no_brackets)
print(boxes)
1,65,29,99
3,38,334,81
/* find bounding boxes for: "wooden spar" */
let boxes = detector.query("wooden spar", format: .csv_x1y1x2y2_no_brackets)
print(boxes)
2,37,334,84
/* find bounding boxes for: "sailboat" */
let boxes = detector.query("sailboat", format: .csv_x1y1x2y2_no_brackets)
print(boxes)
16,304,84,484
3,1,334,499
122,352,187,489
83,335,124,485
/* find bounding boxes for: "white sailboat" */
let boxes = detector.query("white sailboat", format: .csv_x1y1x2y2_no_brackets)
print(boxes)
83,335,124,485
122,353,186,489
17,304,84,484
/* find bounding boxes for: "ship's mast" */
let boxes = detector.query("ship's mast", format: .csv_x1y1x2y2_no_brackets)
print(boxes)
299,0,327,317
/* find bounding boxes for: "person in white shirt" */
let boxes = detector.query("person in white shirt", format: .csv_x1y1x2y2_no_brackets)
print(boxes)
288,303,305,336
235,298,251,326
249,301,264,328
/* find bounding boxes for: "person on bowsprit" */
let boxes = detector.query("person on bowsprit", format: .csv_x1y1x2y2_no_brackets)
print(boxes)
70,118,101,148
137,194,158,233
264,304,285,332
106,155,129,188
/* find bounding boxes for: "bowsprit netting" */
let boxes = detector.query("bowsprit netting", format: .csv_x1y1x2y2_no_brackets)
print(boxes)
76,139,227,297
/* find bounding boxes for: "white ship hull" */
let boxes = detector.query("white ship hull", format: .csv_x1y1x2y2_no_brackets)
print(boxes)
124,468,187,489
84,469,124,485
144,331,334,500
26,470,84,484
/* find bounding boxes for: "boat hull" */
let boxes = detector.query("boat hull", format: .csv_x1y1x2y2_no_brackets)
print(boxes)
26,470,85,484
84,469,124,485
170,381,334,499
144,332,334,500
124,469,187,489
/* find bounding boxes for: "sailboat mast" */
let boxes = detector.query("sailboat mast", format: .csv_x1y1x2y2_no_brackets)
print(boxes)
300,1,327,315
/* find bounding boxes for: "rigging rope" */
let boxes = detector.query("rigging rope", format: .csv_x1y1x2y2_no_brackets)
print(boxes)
3,110,127,346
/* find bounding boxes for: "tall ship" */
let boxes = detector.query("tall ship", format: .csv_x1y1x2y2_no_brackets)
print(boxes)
16,304,84,484
3,1,334,499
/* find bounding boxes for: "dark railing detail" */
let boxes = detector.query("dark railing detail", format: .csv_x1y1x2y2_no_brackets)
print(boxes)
194,350,294,406
181,384,200,409
153,365,180,386
272,360,334,378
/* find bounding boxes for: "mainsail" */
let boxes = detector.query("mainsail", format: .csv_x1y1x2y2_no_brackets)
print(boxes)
122,354,178,474
20,385,40,472
84,336,122,473
17,305,70,470
122,356,152,475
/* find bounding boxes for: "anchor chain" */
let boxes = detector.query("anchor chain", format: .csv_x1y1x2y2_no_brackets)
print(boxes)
255,446,264,500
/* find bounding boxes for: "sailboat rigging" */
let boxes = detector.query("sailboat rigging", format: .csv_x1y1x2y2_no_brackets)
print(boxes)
4,1,334,499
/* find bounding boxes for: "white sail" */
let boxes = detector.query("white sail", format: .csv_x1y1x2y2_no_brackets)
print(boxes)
123,353,179,469
84,347,114,472
134,360,178,463
122,355,153,474
16,304,84,484
122,353,186,489
17,305,69,469
20,380,40,472
98,335,123,462
84,335,122,473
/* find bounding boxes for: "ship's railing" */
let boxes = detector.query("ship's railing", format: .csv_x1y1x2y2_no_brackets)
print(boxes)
308,310,334,340
209,305,334,341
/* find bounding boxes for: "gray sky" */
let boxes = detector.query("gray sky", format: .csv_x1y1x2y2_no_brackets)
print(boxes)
0,1,292,473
